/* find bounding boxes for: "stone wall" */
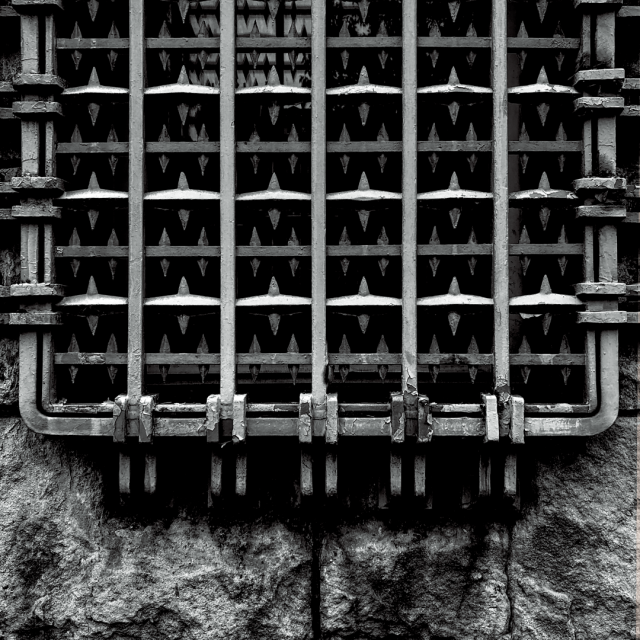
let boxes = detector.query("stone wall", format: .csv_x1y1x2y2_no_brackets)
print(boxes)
0,372,635,639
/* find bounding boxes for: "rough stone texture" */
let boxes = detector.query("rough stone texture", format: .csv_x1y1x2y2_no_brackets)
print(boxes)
0,411,634,639
319,419,635,639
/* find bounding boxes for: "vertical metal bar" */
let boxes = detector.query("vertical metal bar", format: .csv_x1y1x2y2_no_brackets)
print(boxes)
311,0,327,428
220,0,236,415
492,0,510,404
128,3,145,414
401,0,418,424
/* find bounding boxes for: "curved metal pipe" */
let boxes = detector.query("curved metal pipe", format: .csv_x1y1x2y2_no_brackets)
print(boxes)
19,330,619,438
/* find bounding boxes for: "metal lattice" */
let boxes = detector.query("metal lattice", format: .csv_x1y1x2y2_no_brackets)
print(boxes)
1,0,633,505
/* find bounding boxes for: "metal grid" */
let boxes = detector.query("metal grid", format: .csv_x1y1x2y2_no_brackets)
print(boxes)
2,0,631,504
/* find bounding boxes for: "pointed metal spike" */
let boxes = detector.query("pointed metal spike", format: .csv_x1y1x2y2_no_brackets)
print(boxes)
430,48,439,68
107,49,118,72
428,152,439,173
340,154,350,174
159,49,171,71
540,274,552,295
357,0,370,21
466,22,477,37
250,154,260,174
267,66,281,86
268,277,280,296
288,153,299,175
69,334,80,353
467,227,477,275
542,312,552,335
448,0,460,21
288,228,300,276
356,210,370,231
467,335,479,383
357,314,370,334
268,208,281,230
539,206,551,230
357,172,370,191
358,277,370,296
537,103,550,126
72,22,82,39
198,154,209,176
557,225,568,276
87,314,99,335
429,21,441,37
537,0,548,22
86,276,99,295
267,173,281,191
358,102,370,126
87,0,99,21
70,156,81,175
466,50,476,68
339,20,350,37
448,311,461,335
177,102,189,125
341,49,350,70
108,155,118,176
268,313,281,335
88,103,100,127
428,124,439,142
176,314,189,334
71,125,82,144
178,0,189,22
466,123,477,141
377,123,389,142
71,49,82,70
287,334,300,385
159,154,170,174
377,335,389,381
467,153,478,173
447,101,460,125
449,207,461,228
448,67,460,85
268,101,280,125
338,334,350,382
288,123,299,142
378,50,388,69
555,50,565,71
429,226,440,276
448,277,461,295
520,153,530,174
429,333,440,382
175,209,190,230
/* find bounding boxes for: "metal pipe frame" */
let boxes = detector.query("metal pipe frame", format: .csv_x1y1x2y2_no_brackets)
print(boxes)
13,0,623,448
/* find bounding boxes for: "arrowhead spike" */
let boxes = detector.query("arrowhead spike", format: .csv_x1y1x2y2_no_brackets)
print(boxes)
177,172,190,190
448,311,461,335
536,67,549,85
178,277,190,295
87,315,99,335
69,228,81,246
177,314,189,334
198,228,209,246
88,172,100,190
68,334,80,352
357,172,370,191
538,172,551,190
448,277,461,295
88,68,101,86
448,67,460,85
539,206,551,230
358,210,370,231
358,277,370,296
377,123,389,142
428,124,439,142
449,172,461,190
268,313,281,335
555,123,567,141
71,125,82,143
267,66,281,86
267,173,281,191
357,314,370,334
542,312,552,335
178,209,190,230
358,101,370,126
339,124,351,143
268,277,280,296
107,229,119,247
71,22,82,39
288,123,299,142
466,123,477,141
106,333,118,353
159,228,171,246
268,208,281,229
517,22,528,38
86,276,99,295
466,22,477,36
449,207,461,228
536,103,550,125
448,0,460,21
358,67,370,85
539,275,552,295
339,20,350,37
447,101,460,124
